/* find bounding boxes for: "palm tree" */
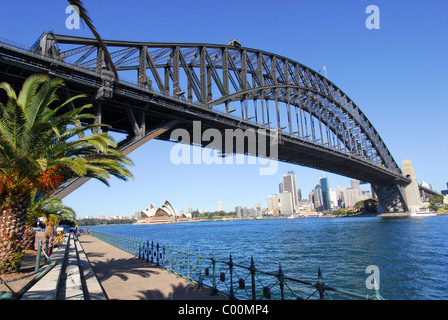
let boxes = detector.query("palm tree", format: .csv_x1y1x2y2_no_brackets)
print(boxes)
0,74,133,273
66,0,119,81
28,193,76,240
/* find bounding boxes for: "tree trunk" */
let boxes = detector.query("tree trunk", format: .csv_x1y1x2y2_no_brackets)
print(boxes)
0,196,29,274
44,225,55,239
22,226,37,251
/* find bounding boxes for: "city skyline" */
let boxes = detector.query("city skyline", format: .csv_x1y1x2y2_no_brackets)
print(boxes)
213,171,373,214
1,1,446,218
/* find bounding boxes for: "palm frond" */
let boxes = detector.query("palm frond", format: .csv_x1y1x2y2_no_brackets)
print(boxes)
17,74,49,109
24,77,63,128
1,74,134,198
66,0,119,81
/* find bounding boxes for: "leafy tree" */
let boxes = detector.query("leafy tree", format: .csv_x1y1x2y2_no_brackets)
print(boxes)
28,193,76,239
429,194,444,212
0,75,133,273
353,199,378,214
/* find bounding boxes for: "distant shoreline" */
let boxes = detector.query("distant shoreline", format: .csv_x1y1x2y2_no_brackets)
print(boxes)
132,214,379,226
131,212,448,226
87,212,447,228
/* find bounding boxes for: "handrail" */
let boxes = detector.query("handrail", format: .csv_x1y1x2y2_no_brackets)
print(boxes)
89,230,384,300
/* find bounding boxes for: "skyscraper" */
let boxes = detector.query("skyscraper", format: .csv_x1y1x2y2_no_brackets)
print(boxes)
351,179,362,200
267,194,279,216
310,185,322,211
279,192,294,215
441,182,448,196
279,171,299,209
344,187,358,208
319,175,331,210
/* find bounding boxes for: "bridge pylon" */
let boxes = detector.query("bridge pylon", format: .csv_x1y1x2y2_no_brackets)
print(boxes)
372,181,409,213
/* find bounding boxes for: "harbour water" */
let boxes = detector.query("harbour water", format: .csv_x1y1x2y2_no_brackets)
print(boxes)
88,215,448,300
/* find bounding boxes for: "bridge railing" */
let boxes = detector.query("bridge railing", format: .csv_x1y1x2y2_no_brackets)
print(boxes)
89,230,383,300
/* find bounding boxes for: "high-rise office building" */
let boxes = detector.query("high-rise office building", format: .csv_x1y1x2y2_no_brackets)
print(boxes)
310,185,322,211
279,171,299,209
235,206,242,218
279,191,294,215
334,186,344,208
329,189,337,210
218,201,223,212
267,194,279,216
254,202,262,216
235,206,249,218
319,175,331,210
442,182,448,196
351,179,362,200
344,187,359,207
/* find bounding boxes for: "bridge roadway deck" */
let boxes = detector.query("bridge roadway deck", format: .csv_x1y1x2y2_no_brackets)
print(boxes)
79,235,227,300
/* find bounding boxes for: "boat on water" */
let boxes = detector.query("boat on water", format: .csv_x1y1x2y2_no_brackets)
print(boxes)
409,209,437,217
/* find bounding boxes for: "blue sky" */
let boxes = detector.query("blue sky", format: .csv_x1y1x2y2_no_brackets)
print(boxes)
1,1,447,217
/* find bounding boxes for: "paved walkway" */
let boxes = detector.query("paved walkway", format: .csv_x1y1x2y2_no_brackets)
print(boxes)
79,235,227,300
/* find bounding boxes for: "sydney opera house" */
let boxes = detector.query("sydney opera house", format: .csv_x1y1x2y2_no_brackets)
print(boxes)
135,200,192,224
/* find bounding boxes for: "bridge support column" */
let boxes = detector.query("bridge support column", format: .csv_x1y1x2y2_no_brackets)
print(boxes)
401,158,421,212
372,181,409,213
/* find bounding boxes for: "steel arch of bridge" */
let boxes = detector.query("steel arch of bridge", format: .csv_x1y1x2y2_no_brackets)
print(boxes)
45,33,400,175
0,32,414,212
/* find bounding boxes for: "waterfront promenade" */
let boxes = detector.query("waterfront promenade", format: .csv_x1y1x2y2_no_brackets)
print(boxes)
79,235,227,300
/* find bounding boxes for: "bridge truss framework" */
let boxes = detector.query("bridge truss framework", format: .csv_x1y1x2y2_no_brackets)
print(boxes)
0,32,433,212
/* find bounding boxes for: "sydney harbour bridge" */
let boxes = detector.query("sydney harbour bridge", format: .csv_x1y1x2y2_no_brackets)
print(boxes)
0,32,436,212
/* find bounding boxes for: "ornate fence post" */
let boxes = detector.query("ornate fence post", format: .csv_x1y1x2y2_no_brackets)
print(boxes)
229,254,235,300
168,243,173,274
132,237,137,255
211,250,217,296
161,243,166,268
316,268,325,300
138,241,142,259
176,245,181,278
278,263,284,300
197,248,203,288
250,257,256,300
146,240,150,263
186,244,191,283
151,240,154,264
156,242,160,266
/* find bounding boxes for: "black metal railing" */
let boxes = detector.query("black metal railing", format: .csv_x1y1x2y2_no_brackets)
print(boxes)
89,230,383,300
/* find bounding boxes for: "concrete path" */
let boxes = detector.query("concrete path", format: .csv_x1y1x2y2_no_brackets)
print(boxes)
79,235,227,300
